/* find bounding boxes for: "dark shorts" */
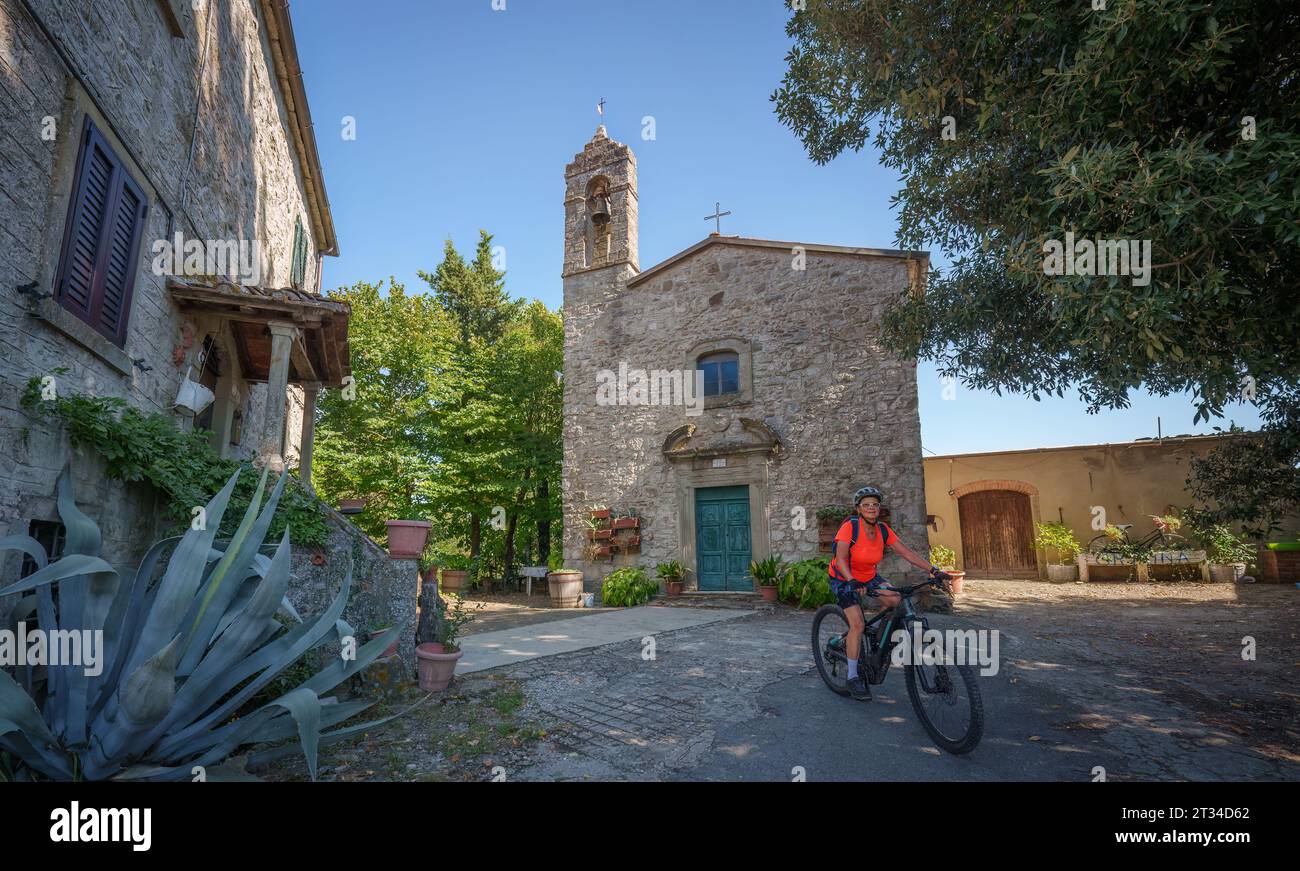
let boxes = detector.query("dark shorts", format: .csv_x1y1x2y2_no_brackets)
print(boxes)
829,576,893,609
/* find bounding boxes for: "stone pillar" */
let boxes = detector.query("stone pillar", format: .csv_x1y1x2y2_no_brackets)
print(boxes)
259,321,296,470
299,381,320,491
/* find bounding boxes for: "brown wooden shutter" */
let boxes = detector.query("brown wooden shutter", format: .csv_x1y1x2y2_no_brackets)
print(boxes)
54,118,148,345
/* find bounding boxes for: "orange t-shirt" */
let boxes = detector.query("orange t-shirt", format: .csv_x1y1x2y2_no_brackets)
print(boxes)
829,520,892,582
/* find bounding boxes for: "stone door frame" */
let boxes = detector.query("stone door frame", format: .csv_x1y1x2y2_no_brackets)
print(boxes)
673,461,771,592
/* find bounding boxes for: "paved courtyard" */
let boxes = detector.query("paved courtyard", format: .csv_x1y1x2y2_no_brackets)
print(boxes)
267,580,1299,782
501,580,1300,781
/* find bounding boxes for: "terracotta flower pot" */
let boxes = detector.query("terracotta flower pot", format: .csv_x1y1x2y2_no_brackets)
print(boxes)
593,545,612,557
666,580,684,597
612,517,639,530
440,569,468,592
338,498,366,514
547,570,583,608
945,570,966,595
589,509,611,520
415,643,462,692
385,520,431,559
758,584,779,603
368,629,400,659
590,528,612,541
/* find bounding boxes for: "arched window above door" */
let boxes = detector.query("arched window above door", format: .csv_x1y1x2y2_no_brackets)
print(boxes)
684,337,752,408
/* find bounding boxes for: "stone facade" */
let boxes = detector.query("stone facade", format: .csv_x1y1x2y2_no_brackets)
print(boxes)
560,128,929,593
0,0,330,574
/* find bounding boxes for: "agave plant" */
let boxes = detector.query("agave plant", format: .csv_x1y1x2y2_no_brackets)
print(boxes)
0,466,404,781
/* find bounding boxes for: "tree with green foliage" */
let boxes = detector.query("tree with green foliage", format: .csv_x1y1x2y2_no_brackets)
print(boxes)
312,280,456,543
773,0,1300,530
419,231,525,563
313,234,563,578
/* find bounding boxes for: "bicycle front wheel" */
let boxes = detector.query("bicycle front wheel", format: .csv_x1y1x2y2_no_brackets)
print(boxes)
905,656,984,755
811,604,851,697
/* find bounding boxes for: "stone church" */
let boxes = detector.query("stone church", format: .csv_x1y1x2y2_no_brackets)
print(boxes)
561,126,929,593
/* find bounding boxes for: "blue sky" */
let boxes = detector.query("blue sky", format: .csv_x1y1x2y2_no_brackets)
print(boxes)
292,0,1260,455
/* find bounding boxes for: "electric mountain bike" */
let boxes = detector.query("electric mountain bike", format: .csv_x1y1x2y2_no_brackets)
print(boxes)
811,576,984,755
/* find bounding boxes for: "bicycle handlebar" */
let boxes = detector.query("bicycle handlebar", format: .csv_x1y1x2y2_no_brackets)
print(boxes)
880,576,943,597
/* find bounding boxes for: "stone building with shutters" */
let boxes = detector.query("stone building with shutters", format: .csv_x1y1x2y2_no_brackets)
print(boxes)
0,0,346,573
560,126,929,593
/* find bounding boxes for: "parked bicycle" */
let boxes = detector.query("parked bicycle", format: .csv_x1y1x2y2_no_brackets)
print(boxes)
1087,515,1184,556
811,574,984,755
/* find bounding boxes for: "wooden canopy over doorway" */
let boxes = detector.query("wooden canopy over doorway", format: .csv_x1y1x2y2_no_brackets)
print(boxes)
166,279,351,478
166,280,351,388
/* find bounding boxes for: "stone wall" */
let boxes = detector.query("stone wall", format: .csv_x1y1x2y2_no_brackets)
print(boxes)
0,0,321,573
287,507,421,679
562,240,928,591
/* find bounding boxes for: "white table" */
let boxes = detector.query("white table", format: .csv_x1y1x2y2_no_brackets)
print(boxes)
519,566,550,596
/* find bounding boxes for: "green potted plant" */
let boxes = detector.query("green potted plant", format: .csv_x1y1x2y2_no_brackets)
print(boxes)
656,560,685,596
600,567,659,607
816,505,848,530
439,553,470,593
749,555,790,603
547,564,584,607
415,594,479,692
1184,509,1254,582
1034,522,1082,582
928,545,964,594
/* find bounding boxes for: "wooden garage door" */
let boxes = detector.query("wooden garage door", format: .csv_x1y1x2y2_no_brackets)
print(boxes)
958,490,1037,579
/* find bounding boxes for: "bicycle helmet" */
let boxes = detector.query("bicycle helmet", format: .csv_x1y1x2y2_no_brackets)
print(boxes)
853,486,884,506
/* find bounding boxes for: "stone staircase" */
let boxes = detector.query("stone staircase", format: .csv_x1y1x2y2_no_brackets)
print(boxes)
656,591,770,610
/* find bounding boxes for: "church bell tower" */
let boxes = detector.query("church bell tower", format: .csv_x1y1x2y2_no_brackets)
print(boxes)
562,125,638,280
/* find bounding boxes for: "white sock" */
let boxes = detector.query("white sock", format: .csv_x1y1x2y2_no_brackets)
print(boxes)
847,658,859,680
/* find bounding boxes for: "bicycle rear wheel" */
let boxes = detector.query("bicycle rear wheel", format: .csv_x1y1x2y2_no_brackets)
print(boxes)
1087,532,1123,555
811,604,851,696
905,654,984,755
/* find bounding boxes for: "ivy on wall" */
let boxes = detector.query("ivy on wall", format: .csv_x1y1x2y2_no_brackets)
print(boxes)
21,376,329,547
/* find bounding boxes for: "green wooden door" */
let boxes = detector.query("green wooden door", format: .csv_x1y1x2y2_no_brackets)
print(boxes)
695,486,752,591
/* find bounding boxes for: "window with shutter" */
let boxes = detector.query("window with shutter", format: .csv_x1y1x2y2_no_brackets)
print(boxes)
54,118,148,346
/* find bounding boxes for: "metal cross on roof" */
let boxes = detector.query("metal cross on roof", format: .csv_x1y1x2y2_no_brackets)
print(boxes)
597,97,606,119
704,201,731,234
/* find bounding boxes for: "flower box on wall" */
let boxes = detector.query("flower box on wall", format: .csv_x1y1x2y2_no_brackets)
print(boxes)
593,545,612,558
589,509,612,521
612,516,639,530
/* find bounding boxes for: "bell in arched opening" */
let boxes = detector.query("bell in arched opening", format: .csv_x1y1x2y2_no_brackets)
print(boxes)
589,185,613,227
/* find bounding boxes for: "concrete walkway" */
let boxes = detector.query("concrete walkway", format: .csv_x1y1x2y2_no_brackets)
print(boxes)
456,606,749,674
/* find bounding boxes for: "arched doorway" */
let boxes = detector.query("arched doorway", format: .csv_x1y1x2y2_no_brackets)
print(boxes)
958,489,1037,579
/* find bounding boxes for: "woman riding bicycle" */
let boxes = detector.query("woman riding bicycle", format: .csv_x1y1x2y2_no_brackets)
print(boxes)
830,486,951,701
